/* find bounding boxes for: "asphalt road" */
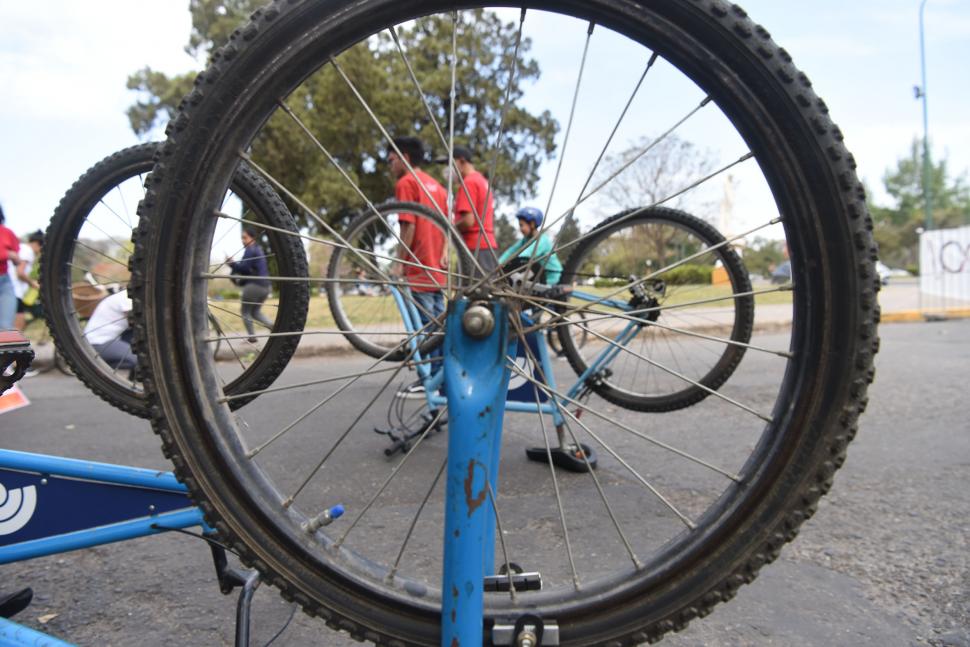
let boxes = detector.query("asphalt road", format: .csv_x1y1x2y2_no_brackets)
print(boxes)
2,320,968,646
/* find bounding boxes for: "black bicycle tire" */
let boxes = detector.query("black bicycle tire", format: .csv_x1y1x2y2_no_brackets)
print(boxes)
42,142,310,417
129,1,879,644
545,309,588,357
557,206,755,412
326,201,471,361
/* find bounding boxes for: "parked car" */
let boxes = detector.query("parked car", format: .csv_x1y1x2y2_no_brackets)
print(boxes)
875,261,910,285
771,260,791,284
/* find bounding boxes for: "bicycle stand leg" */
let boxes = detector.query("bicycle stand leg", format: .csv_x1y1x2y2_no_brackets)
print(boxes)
234,571,261,647
441,299,513,647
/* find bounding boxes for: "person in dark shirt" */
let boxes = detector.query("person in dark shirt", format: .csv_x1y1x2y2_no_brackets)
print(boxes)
228,227,274,343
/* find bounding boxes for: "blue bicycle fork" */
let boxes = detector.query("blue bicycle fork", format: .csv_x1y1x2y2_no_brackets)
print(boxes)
441,299,514,647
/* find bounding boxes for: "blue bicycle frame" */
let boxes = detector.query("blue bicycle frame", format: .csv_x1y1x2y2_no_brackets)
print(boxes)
391,285,641,647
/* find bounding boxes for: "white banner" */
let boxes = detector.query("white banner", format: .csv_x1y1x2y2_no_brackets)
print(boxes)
919,225,970,300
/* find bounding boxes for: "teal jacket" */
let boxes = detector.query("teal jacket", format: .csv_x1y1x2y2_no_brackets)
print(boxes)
498,233,563,285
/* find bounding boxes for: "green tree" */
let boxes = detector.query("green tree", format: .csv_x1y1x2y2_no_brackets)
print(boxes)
127,2,558,232
869,138,970,268
742,237,786,278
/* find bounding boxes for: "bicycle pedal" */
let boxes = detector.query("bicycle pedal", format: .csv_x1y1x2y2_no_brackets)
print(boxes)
484,571,541,592
525,444,597,472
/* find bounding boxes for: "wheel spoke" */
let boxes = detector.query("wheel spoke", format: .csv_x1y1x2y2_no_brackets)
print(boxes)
73,240,129,270
245,320,435,459
324,57,485,277
508,350,740,479
488,151,758,289
113,181,135,229
81,217,135,257
282,347,420,508
66,263,126,288
388,457,447,580
529,215,780,328
522,333,581,590
486,481,517,601
506,315,642,570
335,407,447,547
542,21,594,220
97,196,134,231
527,296,790,358
575,319,771,422
218,357,432,402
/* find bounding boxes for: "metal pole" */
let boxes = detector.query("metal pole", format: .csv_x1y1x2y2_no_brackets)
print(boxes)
919,0,933,230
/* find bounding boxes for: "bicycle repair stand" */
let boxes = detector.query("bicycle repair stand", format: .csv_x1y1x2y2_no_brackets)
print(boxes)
0,331,315,647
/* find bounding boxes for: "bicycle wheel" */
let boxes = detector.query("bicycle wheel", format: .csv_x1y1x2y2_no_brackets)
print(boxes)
327,202,471,361
557,206,754,412
42,142,310,417
131,2,878,644
545,308,588,357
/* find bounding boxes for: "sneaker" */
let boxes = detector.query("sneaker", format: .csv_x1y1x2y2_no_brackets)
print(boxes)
21,369,39,379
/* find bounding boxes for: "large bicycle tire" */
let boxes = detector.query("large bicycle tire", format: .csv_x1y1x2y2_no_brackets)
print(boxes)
558,206,754,412
326,201,471,361
130,2,879,645
43,142,310,417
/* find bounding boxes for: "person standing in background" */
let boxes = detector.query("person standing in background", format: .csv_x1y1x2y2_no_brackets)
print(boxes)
387,136,449,327
228,226,274,343
0,205,22,330
439,145,498,277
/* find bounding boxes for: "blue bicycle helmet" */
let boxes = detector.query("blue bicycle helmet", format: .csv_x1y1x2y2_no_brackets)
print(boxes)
515,206,544,227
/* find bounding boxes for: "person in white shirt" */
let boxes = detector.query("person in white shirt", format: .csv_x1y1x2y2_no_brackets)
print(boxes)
84,289,136,370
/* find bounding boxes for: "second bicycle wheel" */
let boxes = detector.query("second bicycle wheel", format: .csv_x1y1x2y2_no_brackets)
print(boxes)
43,142,310,417
557,206,754,412
327,201,471,361
132,1,878,644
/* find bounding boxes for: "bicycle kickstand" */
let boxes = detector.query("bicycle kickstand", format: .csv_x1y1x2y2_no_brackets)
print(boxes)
209,542,261,647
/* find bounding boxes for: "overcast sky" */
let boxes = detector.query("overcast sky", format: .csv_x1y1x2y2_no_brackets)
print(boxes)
1,1,967,238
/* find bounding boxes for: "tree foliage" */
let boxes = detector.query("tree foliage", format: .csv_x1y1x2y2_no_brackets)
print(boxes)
869,138,970,268
594,134,717,215
742,237,786,279
127,1,558,233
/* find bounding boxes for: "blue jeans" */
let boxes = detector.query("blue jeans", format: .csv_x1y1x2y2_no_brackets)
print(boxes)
410,290,444,364
0,274,16,330
93,338,137,370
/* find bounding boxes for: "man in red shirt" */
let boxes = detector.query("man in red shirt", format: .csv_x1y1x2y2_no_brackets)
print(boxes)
440,145,498,278
388,137,449,330
0,205,22,330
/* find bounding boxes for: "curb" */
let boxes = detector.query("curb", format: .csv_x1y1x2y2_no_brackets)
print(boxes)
25,309,969,368
880,308,970,324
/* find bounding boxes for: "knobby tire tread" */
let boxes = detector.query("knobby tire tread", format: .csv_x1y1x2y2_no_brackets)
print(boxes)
129,1,880,645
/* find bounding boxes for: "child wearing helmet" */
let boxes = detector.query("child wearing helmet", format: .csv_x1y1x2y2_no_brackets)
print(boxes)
498,207,563,285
